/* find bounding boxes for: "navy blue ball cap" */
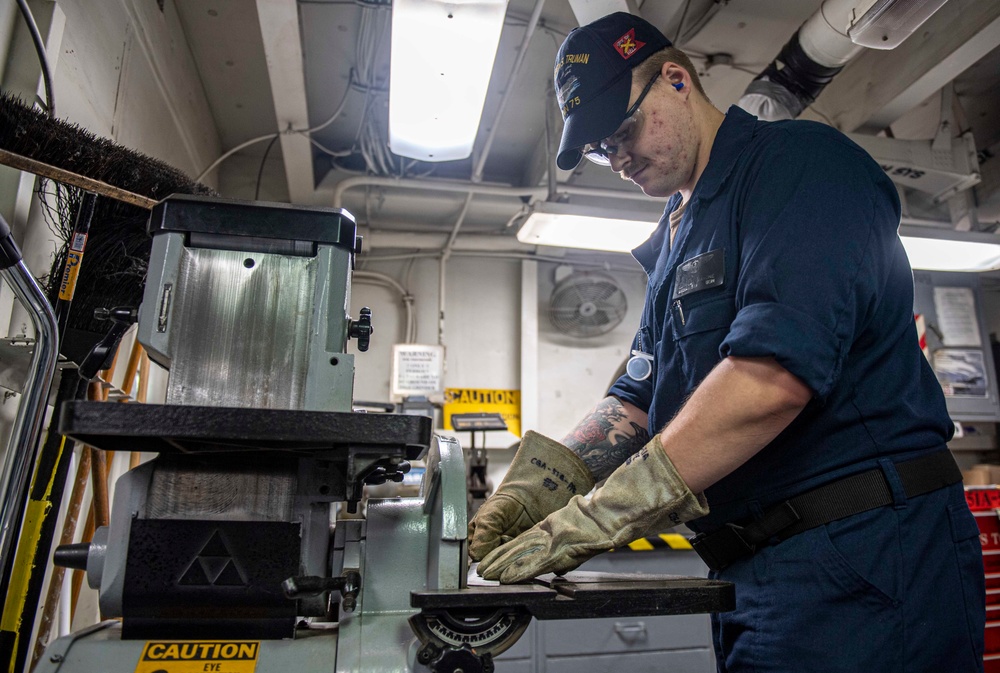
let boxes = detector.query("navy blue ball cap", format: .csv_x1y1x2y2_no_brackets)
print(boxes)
554,12,671,171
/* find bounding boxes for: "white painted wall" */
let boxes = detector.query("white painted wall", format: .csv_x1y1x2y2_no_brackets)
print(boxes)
535,260,646,439
347,252,650,498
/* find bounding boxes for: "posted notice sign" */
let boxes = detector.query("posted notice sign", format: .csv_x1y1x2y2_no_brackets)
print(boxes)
391,344,444,399
443,388,521,437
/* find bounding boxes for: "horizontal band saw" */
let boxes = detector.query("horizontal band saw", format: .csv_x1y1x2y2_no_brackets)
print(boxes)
39,195,734,673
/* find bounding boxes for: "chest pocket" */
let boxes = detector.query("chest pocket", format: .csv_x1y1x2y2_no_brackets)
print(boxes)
670,294,736,340
670,248,735,340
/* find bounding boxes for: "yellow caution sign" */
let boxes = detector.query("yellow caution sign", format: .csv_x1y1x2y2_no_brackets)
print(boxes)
443,388,520,437
135,641,259,673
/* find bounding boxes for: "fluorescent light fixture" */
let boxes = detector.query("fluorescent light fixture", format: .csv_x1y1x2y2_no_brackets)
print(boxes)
898,225,1000,272
516,201,659,254
518,204,1000,272
389,0,509,162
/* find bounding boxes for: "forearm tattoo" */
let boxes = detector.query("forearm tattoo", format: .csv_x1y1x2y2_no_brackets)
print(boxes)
562,398,650,482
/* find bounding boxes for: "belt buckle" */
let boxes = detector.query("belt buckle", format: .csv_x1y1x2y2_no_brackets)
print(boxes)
724,522,755,555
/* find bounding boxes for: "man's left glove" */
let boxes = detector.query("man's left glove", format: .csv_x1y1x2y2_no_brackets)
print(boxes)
477,435,709,583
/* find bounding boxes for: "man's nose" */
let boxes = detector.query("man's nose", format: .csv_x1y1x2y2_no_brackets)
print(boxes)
609,151,629,174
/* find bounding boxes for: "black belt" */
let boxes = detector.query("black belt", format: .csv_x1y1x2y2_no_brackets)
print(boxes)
690,450,962,572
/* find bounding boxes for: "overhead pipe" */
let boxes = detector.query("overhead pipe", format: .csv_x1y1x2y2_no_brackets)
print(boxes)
738,0,863,121
331,175,655,209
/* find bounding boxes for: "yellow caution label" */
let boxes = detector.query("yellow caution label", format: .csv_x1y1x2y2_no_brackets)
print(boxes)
135,641,259,673
443,388,521,437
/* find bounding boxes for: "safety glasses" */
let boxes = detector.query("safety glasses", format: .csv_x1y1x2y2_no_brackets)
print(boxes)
583,73,659,166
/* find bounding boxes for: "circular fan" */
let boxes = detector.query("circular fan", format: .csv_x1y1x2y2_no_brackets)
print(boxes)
549,271,628,338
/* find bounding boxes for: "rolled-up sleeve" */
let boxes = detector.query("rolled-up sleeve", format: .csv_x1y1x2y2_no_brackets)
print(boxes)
720,129,890,399
608,328,653,412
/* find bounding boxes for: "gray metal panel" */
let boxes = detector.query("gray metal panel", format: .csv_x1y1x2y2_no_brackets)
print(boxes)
167,246,316,409
494,618,534,660
139,232,356,412
492,660,536,673
543,613,711,656
546,648,715,673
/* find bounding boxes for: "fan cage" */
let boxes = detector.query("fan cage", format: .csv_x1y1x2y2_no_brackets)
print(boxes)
549,272,628,338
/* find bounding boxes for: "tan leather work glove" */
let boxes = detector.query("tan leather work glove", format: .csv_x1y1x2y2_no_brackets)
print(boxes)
467,431,595,561
477,435,709,583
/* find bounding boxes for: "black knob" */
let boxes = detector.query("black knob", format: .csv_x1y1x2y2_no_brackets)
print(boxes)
349,307,373,352
430,646,490,673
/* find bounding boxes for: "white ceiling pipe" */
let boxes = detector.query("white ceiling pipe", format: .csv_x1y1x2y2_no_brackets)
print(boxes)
331,175,653,209
363,230,539,252
799,0,866,67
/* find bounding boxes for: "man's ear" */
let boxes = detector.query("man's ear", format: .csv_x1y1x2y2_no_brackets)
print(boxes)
661,62,689,92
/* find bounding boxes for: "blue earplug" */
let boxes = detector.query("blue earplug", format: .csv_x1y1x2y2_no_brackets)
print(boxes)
673,82,684,91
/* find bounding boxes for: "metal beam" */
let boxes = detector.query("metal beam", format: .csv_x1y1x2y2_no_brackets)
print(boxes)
255,0,315,204
810,0,1000,134
567,0,639,26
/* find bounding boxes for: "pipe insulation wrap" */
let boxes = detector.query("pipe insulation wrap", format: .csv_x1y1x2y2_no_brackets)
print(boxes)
748,30,845,119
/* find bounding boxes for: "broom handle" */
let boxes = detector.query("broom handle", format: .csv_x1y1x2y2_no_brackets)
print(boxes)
0,150,156,210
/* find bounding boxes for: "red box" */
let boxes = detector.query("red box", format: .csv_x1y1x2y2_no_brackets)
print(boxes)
968,487,1000,511
989,622,1000,653
976,511,1000,550
986,653,1000,673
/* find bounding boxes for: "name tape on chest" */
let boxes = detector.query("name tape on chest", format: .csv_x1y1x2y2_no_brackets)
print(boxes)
673,249,725,300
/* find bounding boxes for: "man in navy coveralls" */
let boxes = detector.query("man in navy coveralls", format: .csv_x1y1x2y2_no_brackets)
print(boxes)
470,11,985,673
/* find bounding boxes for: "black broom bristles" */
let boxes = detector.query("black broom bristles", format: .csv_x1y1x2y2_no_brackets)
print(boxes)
0,90,216,361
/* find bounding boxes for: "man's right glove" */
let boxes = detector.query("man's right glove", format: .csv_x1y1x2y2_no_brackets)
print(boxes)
467,431,595,561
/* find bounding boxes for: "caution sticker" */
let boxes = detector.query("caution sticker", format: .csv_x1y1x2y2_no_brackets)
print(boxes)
443,388,521,437
614,533,694,552
135,641,260,673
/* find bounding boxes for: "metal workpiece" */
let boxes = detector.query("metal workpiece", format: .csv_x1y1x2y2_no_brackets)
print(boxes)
413,571,736,620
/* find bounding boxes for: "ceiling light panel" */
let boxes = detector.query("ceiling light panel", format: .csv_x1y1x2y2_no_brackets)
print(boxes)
389,0,509,162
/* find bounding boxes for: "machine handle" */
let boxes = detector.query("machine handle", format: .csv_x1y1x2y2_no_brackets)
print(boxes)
282,570,361,612
79,307,138,379
53,542,90,571
349,306,373,352
614,621,648,643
